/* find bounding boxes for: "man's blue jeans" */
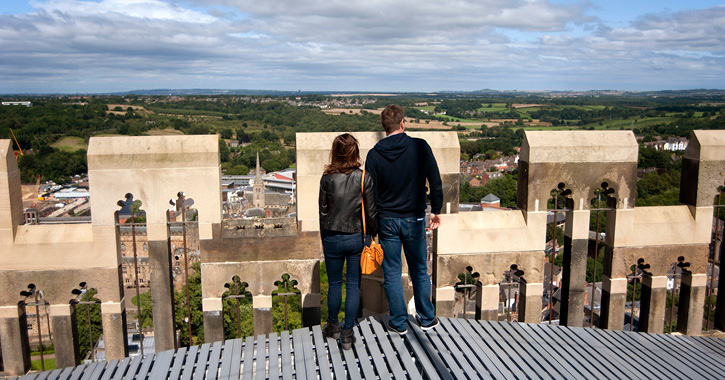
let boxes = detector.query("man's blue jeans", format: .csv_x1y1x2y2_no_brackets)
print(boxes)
323,230,366,330
380,216,436,331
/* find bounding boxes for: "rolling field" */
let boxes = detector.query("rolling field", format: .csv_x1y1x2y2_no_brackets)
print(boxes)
51,136,87,152
476,103,509,113
317,104,681,133
583,116,675,130
521,125,586,131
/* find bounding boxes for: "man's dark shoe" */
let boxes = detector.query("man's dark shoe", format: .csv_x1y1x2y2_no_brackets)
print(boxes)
387,321,407,335
417,316,439,331
323,321,341,340
341,328,356,350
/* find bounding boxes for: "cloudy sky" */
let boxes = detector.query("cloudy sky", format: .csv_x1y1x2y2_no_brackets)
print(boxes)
1,0,724,93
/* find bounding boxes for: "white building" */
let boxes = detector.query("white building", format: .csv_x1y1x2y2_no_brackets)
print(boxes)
664,136,688,151
2,101,32,107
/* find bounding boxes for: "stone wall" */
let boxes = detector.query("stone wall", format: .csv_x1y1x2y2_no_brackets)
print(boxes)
199,217,321,340
0,135,223,375
0,139,125,373
0,130,723,377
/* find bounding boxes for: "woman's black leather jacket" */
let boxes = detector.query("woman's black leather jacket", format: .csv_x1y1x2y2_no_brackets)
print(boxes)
319,168,378,237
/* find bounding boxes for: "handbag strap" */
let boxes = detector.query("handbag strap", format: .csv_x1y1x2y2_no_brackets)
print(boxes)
361,169,367,237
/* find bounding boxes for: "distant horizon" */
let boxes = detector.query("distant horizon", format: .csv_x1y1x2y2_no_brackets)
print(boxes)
2,87,725,97
2,1,724,94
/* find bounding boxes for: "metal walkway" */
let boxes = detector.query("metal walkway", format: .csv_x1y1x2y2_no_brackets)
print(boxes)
7,316,725,379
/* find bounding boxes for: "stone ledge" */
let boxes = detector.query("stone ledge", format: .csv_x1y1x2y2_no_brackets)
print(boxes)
88,135,220,170
521,130,638,163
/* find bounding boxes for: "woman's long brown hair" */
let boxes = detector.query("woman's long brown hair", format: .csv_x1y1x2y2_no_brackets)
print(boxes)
324,133,361,175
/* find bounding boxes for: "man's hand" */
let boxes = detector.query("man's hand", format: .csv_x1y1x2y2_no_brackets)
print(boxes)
429,214,441,230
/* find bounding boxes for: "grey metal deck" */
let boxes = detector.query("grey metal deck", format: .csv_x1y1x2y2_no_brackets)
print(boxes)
7,316,725,379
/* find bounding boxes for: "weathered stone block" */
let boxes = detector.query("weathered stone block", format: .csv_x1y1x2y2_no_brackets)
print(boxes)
0,305,31,376
600,276,627,330
50,305,80,368
148,239,176,352
100,303,128,360
604,245,708,279
519,282,543,323
88,135,222,231
201,228,321,263
678,273,707,336
680,130,725,208
203,309,224,343
435,251,545,288
518,131,638,213
475,284,499,321
202,259,320,300
639,275,668,333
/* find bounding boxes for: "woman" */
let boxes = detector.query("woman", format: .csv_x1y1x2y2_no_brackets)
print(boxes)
319,133,377,349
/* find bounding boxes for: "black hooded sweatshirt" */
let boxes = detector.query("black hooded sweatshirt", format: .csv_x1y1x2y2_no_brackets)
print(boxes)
364,133,443,218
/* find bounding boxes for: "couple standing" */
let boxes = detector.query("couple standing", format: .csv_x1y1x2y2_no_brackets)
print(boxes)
318,104,443,349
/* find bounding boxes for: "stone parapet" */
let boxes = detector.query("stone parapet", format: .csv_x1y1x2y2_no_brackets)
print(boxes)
201,228,321,264
518,131,638,212
2,130,725,376
0,140,23,233
681,130,725,207
433,211,545,320
221,217,298,238
201,259,320,299
608,206,712,249
435,211,547,256
0,305,31,376
87,135,222,239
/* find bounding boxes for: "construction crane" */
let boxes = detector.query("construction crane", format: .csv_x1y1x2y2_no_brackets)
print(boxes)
9,128,23,156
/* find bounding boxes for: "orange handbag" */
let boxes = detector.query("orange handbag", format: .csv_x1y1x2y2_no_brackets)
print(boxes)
360,170,383,275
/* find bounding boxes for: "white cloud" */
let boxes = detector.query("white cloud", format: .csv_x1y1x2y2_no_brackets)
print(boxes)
31,0,218,23
0,1,723,92
602,6,725,51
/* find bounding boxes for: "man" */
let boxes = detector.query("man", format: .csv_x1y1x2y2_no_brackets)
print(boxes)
365,104,443,334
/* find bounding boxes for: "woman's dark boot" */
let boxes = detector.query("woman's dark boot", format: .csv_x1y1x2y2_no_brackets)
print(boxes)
341,328,356,350
323,321,341,340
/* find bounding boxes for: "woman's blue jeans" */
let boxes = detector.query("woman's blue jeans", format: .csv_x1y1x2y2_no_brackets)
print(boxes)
323,230,367,330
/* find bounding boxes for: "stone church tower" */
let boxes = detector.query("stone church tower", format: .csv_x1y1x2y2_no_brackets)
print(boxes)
253,152,265,208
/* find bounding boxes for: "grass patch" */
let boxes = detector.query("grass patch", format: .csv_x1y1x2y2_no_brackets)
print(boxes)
145,107,230,117
145,128,185,136
579,105,607,110
522,125,584,131
476,103,509,113
437,115,484,123
518,106,542,113
583,116,675,130
51,136,87,152
31,357,56,371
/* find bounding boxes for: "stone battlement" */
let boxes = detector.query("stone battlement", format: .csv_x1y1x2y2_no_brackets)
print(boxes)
0,131,723,376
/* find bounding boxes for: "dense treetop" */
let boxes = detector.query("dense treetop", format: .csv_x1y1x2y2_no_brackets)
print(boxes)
0,93,723,184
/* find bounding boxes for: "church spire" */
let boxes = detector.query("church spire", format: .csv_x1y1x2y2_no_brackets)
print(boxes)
255,151,262,182
253,151,265,209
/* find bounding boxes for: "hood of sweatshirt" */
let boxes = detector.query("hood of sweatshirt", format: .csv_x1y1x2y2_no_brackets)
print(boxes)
373,133,410,162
